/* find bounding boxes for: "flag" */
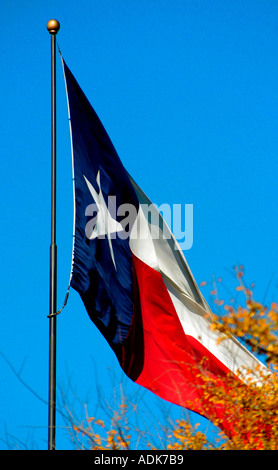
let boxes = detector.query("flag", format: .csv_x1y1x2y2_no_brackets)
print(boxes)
61,57,264,437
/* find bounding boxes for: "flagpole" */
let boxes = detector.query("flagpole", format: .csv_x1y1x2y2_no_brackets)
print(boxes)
46,19,60,451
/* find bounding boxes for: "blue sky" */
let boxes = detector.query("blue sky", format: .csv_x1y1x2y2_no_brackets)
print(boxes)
1,0,278,449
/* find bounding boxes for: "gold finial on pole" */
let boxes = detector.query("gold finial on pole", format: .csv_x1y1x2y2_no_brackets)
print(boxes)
47,19,60,35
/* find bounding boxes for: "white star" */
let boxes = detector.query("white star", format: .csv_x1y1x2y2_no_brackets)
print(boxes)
84,170,123,270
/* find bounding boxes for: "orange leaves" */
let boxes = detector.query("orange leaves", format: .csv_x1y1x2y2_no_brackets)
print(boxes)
167,420,209,450
201,266,278,366
210,292,278,364
197,265,278,448
70,405,131,450
166,363,278,449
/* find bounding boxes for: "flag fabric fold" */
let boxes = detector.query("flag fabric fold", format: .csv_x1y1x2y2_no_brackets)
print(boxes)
61,56,264,437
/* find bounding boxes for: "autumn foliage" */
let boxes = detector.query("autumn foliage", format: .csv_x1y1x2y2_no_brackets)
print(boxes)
68,266,278,450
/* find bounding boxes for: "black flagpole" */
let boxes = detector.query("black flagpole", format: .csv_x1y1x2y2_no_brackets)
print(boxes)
46,19,60,451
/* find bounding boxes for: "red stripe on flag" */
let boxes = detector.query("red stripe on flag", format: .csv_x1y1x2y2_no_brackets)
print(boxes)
132,253,238,436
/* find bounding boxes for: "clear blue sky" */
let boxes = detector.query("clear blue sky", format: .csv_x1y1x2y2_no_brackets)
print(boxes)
1,0,277,449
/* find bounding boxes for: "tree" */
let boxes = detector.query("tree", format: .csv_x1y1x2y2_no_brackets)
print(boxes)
65,266,278,450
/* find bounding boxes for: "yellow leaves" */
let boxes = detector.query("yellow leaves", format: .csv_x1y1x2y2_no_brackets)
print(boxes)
70,405,131,450
207,268,278,366
196,366,278,449
167,420,209,450
198,266,278,448
95,419,105,428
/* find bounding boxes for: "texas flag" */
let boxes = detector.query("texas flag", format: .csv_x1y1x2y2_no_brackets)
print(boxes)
62,57,264,437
